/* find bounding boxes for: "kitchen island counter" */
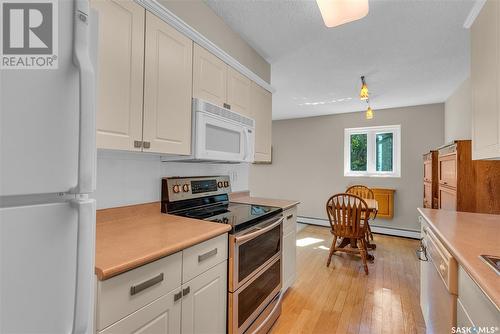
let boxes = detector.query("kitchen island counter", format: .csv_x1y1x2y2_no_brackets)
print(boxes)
418,208,500,310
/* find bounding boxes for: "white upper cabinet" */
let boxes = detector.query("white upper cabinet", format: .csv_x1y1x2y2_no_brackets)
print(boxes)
251,82,273,162
471,0,500,160
92,0,145,151
143,12,193,155
193,44,228,107
227,67,252,117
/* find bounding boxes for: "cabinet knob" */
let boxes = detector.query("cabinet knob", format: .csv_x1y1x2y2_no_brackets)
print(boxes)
134,140,143,148
182,286,190,297
143,141,151,149
174,291,182,302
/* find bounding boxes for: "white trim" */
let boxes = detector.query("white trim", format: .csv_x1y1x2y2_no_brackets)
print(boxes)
297,216,421,239
463,0,486,29
134,0,275,93
344,125,401,178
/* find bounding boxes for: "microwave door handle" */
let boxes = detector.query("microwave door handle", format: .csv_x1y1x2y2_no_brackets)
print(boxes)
243,129,250,160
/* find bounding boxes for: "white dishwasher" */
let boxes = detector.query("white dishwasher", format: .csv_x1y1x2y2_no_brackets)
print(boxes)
417,215,458,333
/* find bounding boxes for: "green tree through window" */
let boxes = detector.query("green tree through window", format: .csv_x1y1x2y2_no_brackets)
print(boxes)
350,134,367,171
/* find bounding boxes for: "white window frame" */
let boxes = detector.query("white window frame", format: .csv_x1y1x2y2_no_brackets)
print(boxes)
344,125,401,177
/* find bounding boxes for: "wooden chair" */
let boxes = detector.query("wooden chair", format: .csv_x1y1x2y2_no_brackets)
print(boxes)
346,185,377,241
326,193,370,275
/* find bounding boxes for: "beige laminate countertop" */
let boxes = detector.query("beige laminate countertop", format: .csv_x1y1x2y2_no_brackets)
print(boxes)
95,202,231,281
418,208,500,309
229,192,300,210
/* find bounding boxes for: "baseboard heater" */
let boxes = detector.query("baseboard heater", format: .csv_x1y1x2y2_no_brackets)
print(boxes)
297,216,421,239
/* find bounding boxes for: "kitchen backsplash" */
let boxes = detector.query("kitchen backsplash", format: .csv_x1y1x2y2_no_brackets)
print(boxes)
92,150,250,209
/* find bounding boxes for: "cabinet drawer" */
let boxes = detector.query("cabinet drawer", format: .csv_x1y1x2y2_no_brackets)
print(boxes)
182,233,228,283
458,266,500,328
438,154,457,188
99,288,181,334
439,186,457,211
97,252,182,330
283,206,297,235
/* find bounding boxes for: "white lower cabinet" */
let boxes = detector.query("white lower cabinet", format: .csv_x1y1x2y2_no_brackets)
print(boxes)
282,206,297,292
96,234,228,334
457,265,500,328
181,261,227,334
99,289,182,334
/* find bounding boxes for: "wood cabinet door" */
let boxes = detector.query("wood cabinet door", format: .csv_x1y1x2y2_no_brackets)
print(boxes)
424,182,432,208
438,154,457,188
181,261,227,334
193,44,227,107
227,67,252,116
471,0,500,160
439,186,457,211
99,289,181,334
143,13,193,155
424,160,433,182
92,0,145,151
251,82,272,162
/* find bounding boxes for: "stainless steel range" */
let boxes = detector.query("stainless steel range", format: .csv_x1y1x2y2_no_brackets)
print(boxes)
161,176,284,334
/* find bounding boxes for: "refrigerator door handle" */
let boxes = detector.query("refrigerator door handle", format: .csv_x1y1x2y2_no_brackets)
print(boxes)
71,198,96,334
72,0,96,194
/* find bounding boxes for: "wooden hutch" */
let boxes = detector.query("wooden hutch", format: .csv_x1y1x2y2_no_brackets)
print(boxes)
424,140,500,214
423,151,438,209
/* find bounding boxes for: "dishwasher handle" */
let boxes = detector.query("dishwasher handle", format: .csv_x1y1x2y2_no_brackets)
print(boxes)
416,239,429,262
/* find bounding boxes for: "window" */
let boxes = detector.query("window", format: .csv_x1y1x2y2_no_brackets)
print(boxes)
344,125,401,177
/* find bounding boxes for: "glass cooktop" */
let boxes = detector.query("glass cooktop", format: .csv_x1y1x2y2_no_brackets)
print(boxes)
176,202,282,233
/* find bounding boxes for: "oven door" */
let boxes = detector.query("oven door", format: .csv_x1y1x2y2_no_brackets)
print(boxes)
229,215,283,291
229,256,282,334
194,111,253,162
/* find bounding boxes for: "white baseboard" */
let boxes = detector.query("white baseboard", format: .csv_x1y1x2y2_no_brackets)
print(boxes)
297,216,421,239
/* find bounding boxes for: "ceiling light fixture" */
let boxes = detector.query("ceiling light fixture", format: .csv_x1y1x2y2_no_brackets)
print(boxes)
360,76,369,100
366,105,374,120
316,0,369,28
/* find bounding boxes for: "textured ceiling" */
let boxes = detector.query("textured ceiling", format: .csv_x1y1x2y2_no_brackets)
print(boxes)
205,0,475,120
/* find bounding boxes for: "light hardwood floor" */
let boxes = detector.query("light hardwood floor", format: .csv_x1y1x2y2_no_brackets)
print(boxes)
271,225,426,334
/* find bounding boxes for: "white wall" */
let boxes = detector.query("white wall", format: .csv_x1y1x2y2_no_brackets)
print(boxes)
250,104,444,232
92,150,249,209
445,78,472,143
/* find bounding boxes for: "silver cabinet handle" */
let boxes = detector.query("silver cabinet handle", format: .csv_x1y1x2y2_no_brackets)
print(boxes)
130,273,164,296
182,286,190,296
198,248,217,263
174,291,182,302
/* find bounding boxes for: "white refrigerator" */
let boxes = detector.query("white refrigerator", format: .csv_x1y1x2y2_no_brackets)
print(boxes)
0,0,96,333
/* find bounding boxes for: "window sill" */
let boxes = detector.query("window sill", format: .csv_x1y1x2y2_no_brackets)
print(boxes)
344,173,401,178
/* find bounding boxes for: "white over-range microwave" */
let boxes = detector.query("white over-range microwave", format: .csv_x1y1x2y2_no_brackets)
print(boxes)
162,98,255,163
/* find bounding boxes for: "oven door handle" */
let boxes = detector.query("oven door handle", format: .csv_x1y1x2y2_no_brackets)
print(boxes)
235,217,284,244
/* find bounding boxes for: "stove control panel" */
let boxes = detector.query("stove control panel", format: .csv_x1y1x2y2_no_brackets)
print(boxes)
162,175,231,203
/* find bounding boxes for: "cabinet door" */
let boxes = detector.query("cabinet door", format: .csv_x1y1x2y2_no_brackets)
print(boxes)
99,289,182,334
181,261,227,334
193,44,227,107
471,0,500,160
423,160,433,182
227,68,251,116
438,154,457,188
283,230,297,293
92,0,145,151
439,186,457,211
424,182,432,208
143,13,193,155
251,82,273,162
